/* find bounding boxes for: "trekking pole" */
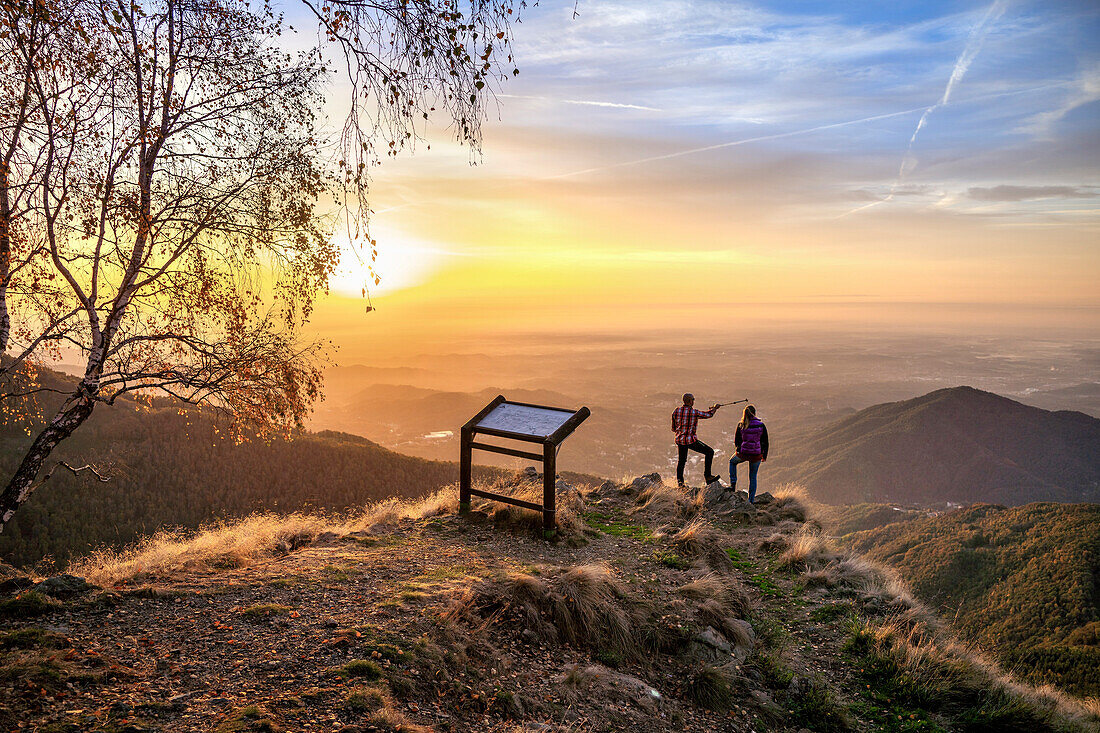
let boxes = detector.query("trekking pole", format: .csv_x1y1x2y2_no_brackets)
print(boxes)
716,399,749,407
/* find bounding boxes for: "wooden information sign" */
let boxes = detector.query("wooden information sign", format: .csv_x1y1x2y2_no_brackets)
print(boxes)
459,395,591,536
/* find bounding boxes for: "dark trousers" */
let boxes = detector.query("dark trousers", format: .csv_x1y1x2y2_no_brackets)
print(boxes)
676,440,714,485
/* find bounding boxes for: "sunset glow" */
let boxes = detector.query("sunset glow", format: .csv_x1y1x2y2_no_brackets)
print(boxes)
306,0,1099,361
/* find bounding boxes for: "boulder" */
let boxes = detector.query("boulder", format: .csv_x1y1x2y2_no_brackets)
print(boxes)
696,482,755,516
726,618,755,662
560,664,663,714
628,473,662,493
34,574,95,598
754,491,776,505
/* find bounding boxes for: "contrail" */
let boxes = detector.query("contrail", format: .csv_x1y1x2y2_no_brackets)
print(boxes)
547,81,1062,181
844,0,1008,216
498,93,660,112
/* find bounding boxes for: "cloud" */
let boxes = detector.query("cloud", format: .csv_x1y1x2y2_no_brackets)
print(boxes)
967,185,1098,201
1021,62,1100,139
497,93,661,111
843,0,1008,217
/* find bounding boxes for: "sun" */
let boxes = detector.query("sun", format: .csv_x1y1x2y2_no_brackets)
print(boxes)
328,229,455,298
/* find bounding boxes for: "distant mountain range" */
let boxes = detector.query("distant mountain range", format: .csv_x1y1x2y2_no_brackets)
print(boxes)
771,386,1100,506
844,502,1100,698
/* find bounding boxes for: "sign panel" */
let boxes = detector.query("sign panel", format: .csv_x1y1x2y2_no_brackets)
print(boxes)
475,402,575,438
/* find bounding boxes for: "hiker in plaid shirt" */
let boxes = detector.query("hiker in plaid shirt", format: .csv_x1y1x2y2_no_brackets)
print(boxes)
671,393,723,487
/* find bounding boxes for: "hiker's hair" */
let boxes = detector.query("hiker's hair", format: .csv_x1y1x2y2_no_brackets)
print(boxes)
740,404,757,429
683,393,694,404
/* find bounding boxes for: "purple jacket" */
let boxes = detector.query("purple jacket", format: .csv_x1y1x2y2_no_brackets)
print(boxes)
735,419,768,459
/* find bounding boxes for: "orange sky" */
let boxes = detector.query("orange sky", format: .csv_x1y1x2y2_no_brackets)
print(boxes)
306,2,1100,361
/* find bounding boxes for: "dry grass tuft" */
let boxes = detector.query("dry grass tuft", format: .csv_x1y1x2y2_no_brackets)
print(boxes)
70,475,586,585
636,481,693,517
677,574,727,601
71,512,330,586
677,572,754,619
671,519,733,572
776,528,840,571
757,532,790,553
449,562,642,661
847,617,1100,731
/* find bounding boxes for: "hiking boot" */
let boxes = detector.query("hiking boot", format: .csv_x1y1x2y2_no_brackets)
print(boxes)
705,474,721,485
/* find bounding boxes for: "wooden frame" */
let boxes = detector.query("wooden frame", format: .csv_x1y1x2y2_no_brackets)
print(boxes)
459,395,591,537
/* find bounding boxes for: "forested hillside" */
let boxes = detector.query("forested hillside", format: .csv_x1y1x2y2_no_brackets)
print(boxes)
771,386,1100,506
0,367,491,567
844,502,1100,697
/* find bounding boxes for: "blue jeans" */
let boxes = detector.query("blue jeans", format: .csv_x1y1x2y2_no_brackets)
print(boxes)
729,455,761,502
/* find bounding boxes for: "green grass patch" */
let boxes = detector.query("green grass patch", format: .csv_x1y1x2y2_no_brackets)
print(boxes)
748,572,782,597
653,551,692,570
0,591,59,618
810,603,855,623
331,659,382,681
0,627,70,650
725,548,757,570
344,686,386,713
241,604,292,620
214,705,281,733
582,512,653,541
267,577,298,588
747,646,794,690
786,677,852,731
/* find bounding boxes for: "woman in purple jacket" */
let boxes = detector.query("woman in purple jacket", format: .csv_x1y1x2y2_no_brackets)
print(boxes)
729,405,768,503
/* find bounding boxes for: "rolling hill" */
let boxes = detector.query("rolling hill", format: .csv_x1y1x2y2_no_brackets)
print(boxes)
844,502,1100,697
771,386,1100,506
3,475,1097,731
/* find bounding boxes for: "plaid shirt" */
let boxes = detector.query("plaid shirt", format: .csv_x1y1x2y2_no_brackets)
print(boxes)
671,405,714,445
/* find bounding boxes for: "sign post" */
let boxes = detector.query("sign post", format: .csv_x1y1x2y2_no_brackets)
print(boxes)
459,395,590,537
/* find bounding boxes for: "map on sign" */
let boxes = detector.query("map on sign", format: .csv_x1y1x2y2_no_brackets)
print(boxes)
475,403,576,438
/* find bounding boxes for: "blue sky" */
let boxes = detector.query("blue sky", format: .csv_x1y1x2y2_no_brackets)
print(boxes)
315,0,1099,346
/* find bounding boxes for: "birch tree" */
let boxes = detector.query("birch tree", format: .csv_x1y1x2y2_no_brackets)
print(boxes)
0,0,523,531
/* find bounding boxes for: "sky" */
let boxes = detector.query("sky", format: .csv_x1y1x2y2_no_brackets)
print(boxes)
308,0,1100,360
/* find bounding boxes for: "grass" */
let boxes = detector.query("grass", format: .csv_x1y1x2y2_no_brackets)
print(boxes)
653,551,691,570
686,665,737,711
0,591,58,618
330,659,383,681
725,547,757,570
241,604,292,620
748,572,783,597
344,686,387,713
843,618,1100,732
0,627,69,650
582,511,652,540
786,676,852,731
810,603,856,623
214,706,281,733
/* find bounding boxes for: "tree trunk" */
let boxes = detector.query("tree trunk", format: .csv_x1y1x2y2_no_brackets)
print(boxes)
0,384,96,532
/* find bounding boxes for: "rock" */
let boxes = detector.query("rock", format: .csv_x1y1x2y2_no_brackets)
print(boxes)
523,466,539,477
754,491,776,505
696,626,732,655
751,688,785,717
628,473,662,493
312,531,339,545
560,664,663,714
0,575,33,594
727,619,755,662
34,574,95,598
207,697,231,706
696,482,754,516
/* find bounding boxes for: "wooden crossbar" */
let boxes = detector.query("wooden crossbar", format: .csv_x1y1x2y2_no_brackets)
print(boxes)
467,488,547,514
470,441,544,462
